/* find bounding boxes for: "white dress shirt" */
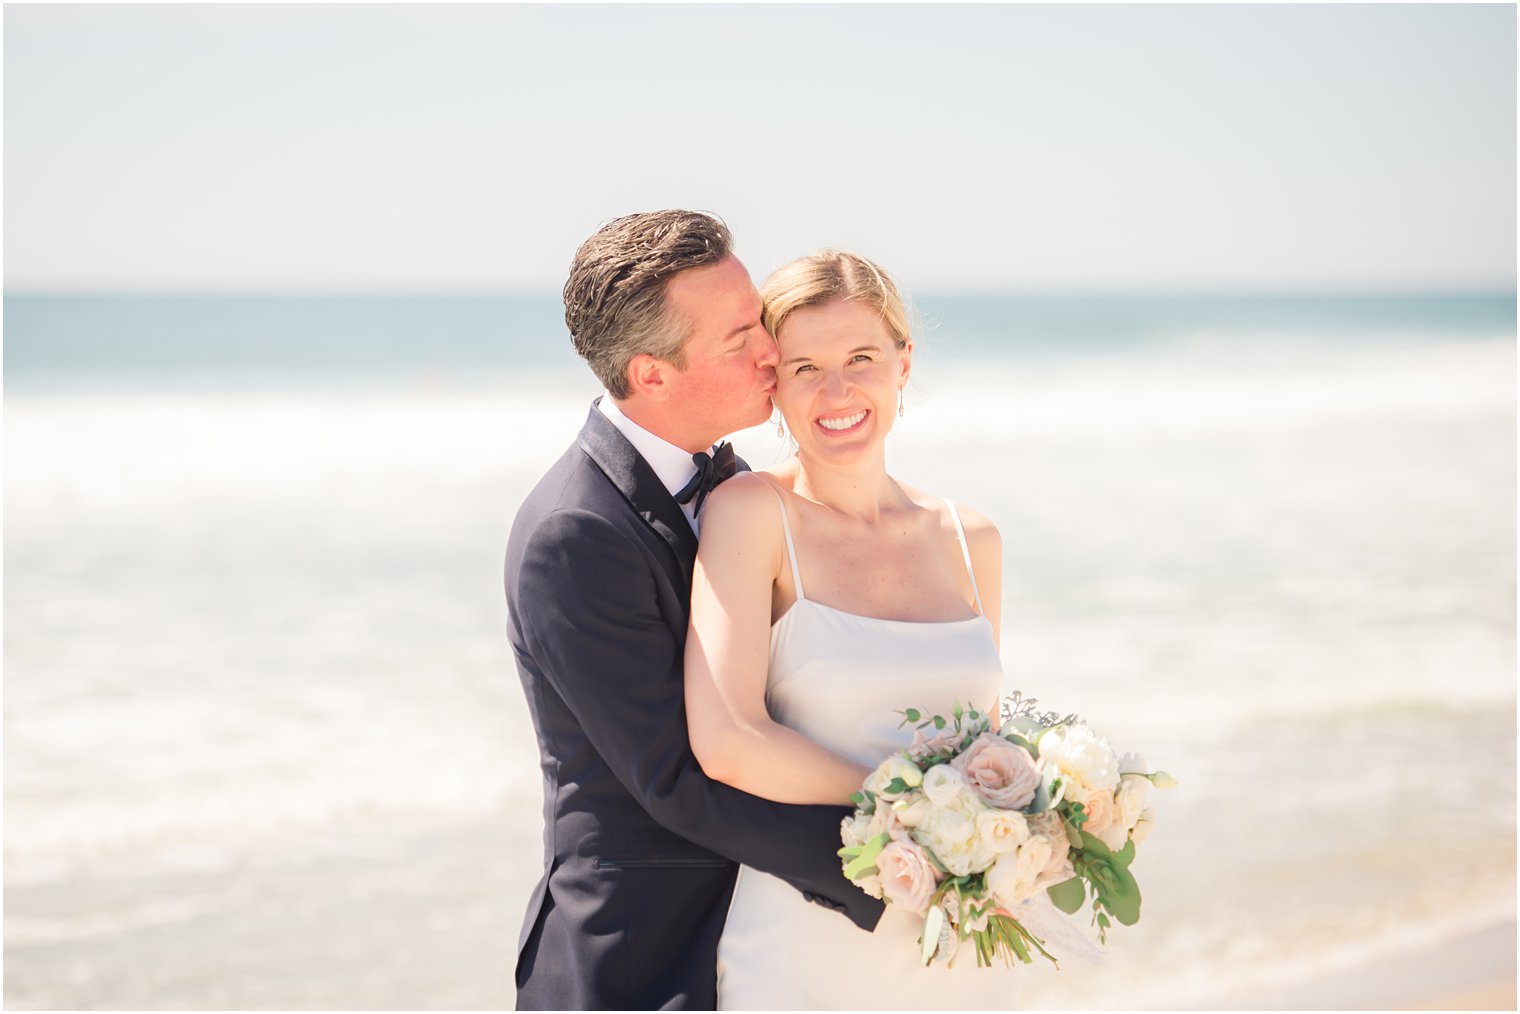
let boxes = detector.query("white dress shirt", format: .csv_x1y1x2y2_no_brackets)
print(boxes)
597,395,710,535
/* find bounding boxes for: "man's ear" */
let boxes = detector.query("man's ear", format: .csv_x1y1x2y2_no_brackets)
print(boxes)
625,353,671,402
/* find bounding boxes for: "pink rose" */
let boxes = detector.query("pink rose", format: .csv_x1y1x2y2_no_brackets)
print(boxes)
876,840,941,915
950,733,1042,809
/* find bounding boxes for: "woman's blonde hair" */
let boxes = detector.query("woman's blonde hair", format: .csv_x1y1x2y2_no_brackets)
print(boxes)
759,251,912,351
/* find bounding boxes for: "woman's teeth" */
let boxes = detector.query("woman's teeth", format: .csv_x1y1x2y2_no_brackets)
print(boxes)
817,410,867,431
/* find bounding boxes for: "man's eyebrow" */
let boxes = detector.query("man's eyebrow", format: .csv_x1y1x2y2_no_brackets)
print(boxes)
723,320,759,341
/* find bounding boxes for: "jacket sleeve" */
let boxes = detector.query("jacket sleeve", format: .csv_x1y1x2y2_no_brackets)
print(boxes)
512,506,884,931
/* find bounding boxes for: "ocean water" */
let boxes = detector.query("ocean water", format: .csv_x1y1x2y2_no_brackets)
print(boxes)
4,293,1515,1008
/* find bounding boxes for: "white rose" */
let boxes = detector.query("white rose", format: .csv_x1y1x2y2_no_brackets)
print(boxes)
975,809,1030,855
893,794,934,829
1038,724,1121,792
867,755,923,803
1130,807,1157,845
862,760,892,799
840,813,872,848
1115,773,1151,830
1117,750,1148,775
921,764,974,807
986,834,1053,907
885,754,924,792
1016,835,1053,883
985,854,1025,907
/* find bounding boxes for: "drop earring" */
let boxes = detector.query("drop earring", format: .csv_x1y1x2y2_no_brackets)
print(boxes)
898,389,905,417
774,412,785,438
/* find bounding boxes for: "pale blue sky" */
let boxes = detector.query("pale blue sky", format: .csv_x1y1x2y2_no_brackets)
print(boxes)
4,4,1515,293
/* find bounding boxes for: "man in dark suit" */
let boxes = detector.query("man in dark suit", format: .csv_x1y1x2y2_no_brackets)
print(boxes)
505,211,882,1010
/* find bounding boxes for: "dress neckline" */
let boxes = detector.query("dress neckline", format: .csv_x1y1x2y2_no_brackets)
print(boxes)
771,596,992,633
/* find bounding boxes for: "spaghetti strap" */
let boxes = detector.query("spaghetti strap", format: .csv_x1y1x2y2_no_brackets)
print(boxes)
768,484,806,601
943,499,984,616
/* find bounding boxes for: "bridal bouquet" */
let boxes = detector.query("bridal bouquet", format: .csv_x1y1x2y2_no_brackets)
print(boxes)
836,694,1175,969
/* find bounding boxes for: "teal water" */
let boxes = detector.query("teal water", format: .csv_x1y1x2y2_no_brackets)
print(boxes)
5,293,1513,385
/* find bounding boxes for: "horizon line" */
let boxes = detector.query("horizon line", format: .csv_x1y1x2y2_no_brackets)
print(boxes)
5,286,1517,301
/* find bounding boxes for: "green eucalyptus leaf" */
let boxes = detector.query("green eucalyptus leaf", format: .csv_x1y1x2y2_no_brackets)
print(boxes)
1103,861,1143,926
1063,813,1083,848
1047,876,1086,914
1077,829,1113,860
1002,732,1035,755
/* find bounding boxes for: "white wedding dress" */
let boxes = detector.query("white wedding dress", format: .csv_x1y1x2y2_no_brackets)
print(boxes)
716,491,1022,1010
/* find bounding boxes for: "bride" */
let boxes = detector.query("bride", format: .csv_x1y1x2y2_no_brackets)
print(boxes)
684,251,1020,1009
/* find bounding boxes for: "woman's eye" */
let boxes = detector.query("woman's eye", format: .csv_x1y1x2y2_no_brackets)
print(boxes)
850,354,873,364
793,364,816,375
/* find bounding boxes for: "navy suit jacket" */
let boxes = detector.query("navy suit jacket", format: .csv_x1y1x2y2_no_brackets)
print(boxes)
505,402,882,1011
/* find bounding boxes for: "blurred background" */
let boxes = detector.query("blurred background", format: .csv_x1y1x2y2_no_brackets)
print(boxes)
4,5,1514,1010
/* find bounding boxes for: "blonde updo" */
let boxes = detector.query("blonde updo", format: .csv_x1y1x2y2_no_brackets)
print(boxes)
760,251,912,351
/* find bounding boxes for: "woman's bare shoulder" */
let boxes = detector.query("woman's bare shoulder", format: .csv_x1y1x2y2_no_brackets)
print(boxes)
899,480,1002,553
950,500,1001,544
698,470,786,535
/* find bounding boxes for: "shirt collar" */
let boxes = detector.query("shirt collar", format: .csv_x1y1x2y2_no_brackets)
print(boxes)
597,395,706,501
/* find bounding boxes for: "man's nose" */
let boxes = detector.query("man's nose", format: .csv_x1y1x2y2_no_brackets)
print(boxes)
753,329,780,369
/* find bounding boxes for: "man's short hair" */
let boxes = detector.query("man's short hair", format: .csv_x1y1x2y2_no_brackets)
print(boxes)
563,210,734,399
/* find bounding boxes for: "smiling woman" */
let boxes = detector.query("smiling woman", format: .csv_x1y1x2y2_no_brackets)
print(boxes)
682,250,1013,1008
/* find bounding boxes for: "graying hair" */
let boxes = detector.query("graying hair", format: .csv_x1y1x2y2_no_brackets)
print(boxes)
562,210,733,398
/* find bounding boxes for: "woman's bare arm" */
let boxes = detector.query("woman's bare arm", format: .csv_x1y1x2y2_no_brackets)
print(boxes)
684,474,872,805
958,500,1005,726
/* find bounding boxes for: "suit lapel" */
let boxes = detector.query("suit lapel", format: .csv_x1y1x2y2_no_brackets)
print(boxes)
576,401,700,587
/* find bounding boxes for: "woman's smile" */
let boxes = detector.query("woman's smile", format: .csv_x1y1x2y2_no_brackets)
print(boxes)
816,409,869,434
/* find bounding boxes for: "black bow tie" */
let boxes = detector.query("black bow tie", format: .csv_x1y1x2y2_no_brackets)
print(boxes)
674,442,738,514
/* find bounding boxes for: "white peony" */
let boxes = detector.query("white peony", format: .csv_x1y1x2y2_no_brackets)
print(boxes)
914,800,996,877
1038,724,1121,792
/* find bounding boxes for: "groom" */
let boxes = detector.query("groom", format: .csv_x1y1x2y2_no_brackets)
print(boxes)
504,210,882,1011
